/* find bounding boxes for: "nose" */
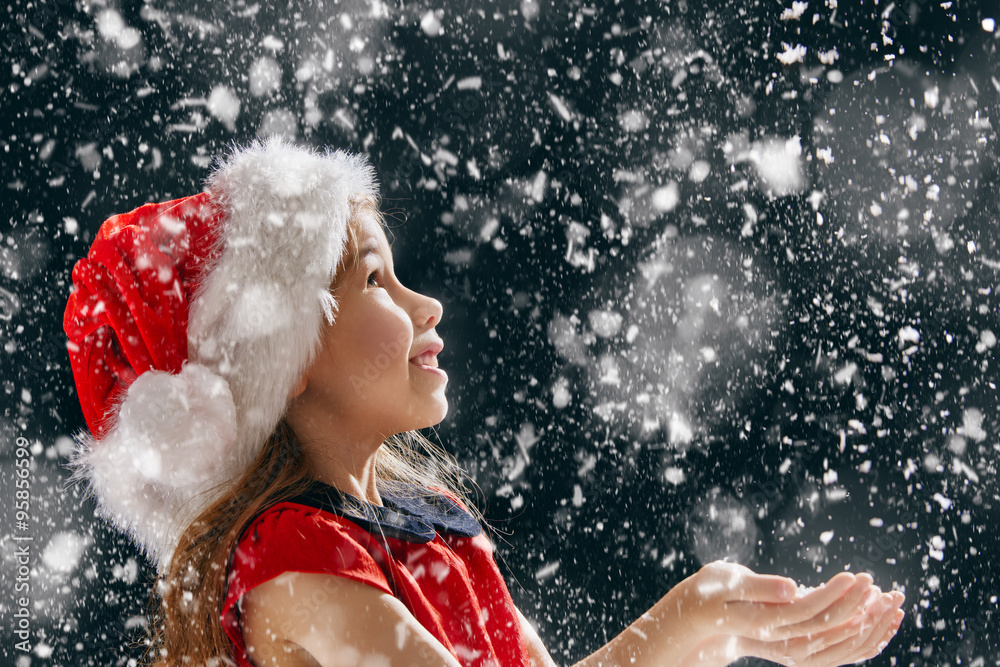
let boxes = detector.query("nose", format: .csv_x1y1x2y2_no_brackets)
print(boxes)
412,290,443,329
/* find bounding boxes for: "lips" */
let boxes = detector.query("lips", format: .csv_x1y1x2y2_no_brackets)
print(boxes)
409,340,444,368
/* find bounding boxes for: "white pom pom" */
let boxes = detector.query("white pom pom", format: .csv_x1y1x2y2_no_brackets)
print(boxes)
116,363,237,487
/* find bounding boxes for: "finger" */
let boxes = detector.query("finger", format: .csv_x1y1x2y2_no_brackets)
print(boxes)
855,604,905,662
830,608,898,665
763,572,857,631
778,575,875,636
853,572,875,590
813,593,897,655
730,572,799,603
804,593,901,666
810,571,861,598
721,578,861,641
694,562,798,603
741,602,880,666
863,609,905,659
795,571,858,605
751,596,904,667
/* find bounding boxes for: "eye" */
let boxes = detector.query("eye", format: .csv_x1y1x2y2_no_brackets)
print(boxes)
367,270,381,288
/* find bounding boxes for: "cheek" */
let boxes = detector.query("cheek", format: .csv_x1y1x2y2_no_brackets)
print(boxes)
351,307,411,368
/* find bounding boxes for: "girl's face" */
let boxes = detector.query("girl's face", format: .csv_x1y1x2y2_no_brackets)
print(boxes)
291,209,448,441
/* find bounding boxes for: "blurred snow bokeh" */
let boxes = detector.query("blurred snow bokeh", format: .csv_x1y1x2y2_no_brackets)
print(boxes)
814,61,988,248
3,0,998,664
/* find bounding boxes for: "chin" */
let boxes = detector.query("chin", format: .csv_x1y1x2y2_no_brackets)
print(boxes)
394,398,447,432
426,402,449,428
418,399,449,430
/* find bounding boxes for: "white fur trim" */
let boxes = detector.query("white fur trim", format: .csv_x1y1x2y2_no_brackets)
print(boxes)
71,138,378,572
118,364,238,487
191,136,376,475
66,363,238,572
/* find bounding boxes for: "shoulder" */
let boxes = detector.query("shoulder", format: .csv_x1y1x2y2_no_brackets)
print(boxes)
224,500,393,619
231,501,375,569
222,500,397,664
242,571,463,667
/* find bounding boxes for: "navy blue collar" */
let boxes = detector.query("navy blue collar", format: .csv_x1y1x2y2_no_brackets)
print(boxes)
284,480,482,544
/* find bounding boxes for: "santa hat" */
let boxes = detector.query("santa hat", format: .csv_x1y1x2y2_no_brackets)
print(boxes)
63,137,378,573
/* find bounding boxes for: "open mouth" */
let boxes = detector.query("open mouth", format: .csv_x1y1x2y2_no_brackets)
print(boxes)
409,340,444,369
409,352,447,380
409,352,439,368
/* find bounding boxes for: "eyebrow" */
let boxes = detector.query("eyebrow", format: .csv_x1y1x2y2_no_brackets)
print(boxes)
361,240,380,258
361,233,395,255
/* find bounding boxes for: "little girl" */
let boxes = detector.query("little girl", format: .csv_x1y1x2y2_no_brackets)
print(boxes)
64,138,904,667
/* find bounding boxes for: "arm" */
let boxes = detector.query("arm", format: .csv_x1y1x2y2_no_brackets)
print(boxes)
569,562,905,667
516,607,560,667
242,564,903,667
241,571,463,667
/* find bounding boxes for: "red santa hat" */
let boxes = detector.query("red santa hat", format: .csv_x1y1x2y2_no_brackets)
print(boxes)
63,137,377,573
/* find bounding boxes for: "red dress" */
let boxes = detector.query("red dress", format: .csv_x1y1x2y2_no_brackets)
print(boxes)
222,480,530,667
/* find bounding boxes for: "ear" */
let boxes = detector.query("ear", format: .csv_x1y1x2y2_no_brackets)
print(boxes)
288,373,308,401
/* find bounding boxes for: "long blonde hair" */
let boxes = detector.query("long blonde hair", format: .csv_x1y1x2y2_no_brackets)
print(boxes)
141,198,477,666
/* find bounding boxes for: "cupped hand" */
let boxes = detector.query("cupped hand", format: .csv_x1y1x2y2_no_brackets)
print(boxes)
674,562,905,666
676,561,856,641
736,588,905,666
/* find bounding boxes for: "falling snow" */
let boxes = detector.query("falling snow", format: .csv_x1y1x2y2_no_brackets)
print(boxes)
3,1,998,665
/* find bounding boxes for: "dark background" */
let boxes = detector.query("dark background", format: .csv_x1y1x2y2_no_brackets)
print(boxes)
2,0,998,665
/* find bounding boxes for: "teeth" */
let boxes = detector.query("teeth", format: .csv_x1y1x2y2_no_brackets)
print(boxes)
413,353,437,367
